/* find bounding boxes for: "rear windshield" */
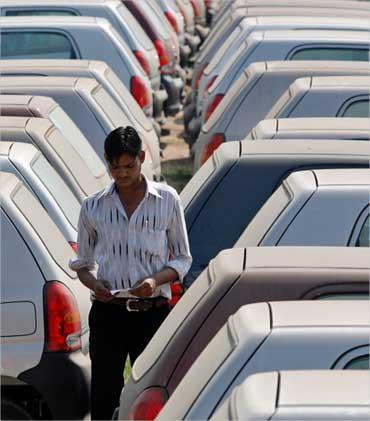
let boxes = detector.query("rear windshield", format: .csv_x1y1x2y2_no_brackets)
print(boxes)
31,153,80,230
12,182,76,277
181,156,216,209
92,86,131,129
48,106,107,179
116,4,153,50
235,182,292,247
104,68,151,131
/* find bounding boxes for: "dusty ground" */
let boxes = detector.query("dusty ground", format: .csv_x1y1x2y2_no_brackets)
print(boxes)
160,110,193,193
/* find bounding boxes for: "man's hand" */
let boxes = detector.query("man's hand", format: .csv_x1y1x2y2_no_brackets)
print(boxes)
130,278,157,298
94,279,113,302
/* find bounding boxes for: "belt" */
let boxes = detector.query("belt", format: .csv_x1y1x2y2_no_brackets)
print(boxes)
110,296,169,312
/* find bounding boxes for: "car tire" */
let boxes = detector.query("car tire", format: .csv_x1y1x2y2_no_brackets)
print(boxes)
1,399,32,420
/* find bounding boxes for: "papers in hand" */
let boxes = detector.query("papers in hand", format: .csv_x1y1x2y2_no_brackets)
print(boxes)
110,288,136,298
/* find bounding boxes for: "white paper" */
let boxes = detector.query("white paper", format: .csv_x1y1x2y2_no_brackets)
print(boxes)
110,288,137,298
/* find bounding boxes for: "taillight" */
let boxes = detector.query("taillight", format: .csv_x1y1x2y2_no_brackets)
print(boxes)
44,281,81,352
205,74,217,93
190,0,201,17
194,62,208,90
201,133,224,165
154,39,170,68
68,241,78,253
128,387,168,420
134,50,151,77
165,10,179,34
131,76,151,110
205,93,224,122
170,282,183,307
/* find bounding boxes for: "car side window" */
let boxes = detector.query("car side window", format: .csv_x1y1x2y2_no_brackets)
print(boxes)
1,31,77,59
317,293,369,300
355,215,369,247
290,48,369,61
344,355,369,370
5,10,77,16
341,100,370,117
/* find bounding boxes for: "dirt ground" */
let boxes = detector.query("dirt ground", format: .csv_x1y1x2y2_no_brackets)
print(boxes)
160,109,193,193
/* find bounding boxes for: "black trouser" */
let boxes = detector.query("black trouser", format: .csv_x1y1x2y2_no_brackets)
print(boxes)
88,300,171,420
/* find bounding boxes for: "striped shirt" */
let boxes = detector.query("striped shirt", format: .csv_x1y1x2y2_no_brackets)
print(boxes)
69,178,192,299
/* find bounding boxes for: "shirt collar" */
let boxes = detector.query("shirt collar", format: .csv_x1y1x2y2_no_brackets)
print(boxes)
96,176,162,200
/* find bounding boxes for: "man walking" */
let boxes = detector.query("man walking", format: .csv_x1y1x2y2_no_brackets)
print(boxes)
69,126,192,420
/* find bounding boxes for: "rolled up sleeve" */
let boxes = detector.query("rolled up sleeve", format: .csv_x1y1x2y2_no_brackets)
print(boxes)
69,201,97,272
166,195,192,282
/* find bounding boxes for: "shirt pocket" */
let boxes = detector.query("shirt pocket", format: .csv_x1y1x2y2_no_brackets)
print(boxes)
140,227,167,257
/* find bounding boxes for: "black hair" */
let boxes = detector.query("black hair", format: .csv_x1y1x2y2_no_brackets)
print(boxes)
104,126,142,163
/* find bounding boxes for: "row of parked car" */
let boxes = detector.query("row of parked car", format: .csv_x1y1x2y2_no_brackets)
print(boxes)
115,0,370,420
0,1,209,419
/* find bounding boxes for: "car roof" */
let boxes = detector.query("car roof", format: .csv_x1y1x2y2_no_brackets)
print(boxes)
0,15,101,25
264,60,370,73
258,117,370,133
0,0,113,5
233,301,369,333
254,15,370,26
240,139,370,157
252,29,368,42
219,370,370,421
0,59,93,71
310,75,370,88
313,168,370,186
0,75,99,90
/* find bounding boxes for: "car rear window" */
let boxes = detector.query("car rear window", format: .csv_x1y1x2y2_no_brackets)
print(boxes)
12,182,76,278
132,268,214,380
45,126,98,196
181,155,216,209
104,68,152,131
48,106,107,179
31,153,80,230
92,86,131,129
291,47,369,61
235,182,292,247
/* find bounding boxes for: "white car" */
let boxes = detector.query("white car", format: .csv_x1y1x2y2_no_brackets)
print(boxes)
1,171,91,420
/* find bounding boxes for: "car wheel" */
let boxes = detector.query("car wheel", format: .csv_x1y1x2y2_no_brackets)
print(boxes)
1,400,32,420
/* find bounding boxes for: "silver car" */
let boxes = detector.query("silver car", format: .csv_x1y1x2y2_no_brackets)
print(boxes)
0,116,101,201
1,171,91,420
157,300,370,420
212,370,370,421
236,168,370,248
0,93,111,188
0,15,154,116
248,117,370,141
0,77,159,180
0,0,168,120
194,60,370,170
267,75,370,119
0,141,80,245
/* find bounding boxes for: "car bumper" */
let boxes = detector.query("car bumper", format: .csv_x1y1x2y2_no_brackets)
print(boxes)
18,350,91,420
180,44,192,68
153,89,168,122
162,75,184,116
185,33,201,57
186,116,202,147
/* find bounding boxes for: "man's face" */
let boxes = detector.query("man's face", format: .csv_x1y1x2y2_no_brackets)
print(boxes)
107,151,145,188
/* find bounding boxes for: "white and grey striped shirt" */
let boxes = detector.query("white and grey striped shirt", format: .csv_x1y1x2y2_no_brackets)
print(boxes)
69,178,192,299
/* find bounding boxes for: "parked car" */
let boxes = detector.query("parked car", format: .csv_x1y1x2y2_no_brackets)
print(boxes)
247,117,370,141
0,116,101,201
118,246,369,420
157,300,370,420
0,16,153,116
212,370,370,421
194,60,370,170
267,76,370,119
0,141,80,245
0,93,111,188
183,139,370,283
123,0,183,115
236,169,370,248
197,16,370,120
1,171,91,420
0,60,162,163
0,76,159,180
